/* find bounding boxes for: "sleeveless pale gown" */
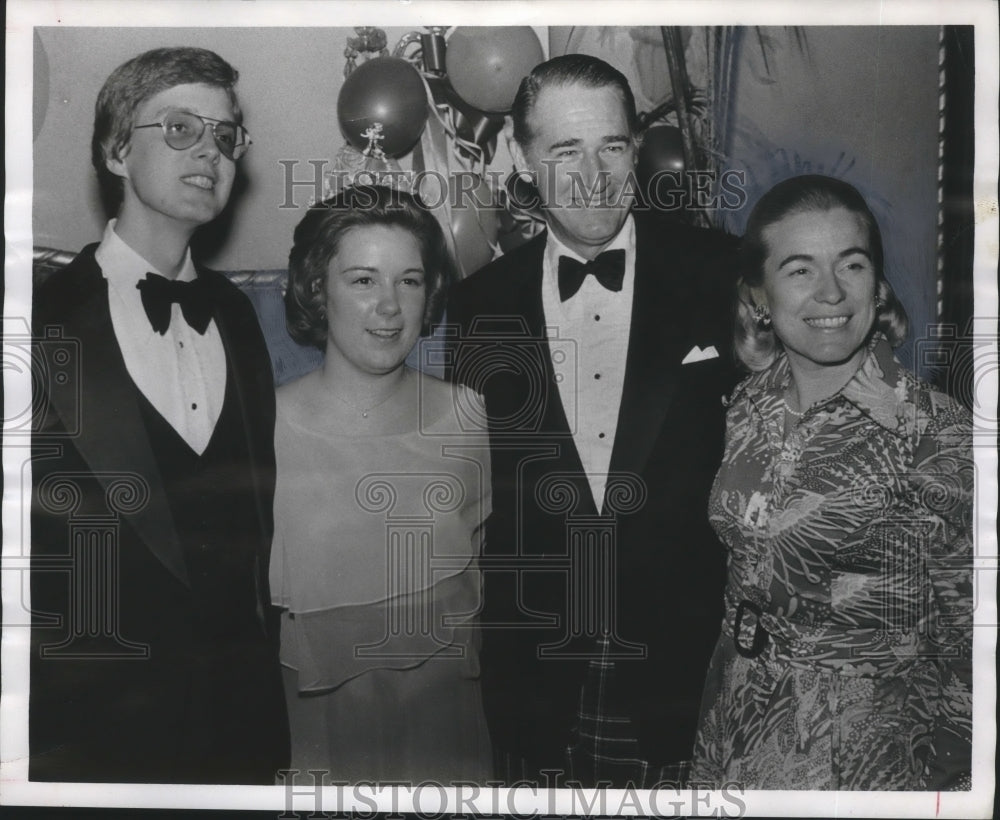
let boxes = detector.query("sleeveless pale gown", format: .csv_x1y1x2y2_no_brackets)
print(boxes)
270,372,493,782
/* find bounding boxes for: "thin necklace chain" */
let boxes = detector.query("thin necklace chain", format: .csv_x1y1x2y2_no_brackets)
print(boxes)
331,373,407,418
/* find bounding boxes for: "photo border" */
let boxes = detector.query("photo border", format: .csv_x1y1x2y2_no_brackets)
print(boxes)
4,1,997,817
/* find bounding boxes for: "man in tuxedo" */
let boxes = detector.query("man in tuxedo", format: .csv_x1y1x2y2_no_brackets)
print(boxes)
447,54,738,787
30,47,288,783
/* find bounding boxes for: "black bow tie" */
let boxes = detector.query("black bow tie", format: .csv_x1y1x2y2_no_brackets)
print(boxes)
136,272,213,335
557,249,626,302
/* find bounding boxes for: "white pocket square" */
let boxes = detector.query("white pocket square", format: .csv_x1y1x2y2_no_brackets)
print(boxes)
682,345,719,364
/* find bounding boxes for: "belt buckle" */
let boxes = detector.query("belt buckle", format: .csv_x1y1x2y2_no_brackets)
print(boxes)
733,599,769,658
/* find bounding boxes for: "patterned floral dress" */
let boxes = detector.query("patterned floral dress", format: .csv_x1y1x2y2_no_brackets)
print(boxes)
690,336,973,790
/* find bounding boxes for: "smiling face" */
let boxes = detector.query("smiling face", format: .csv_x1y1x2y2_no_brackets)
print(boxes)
513,82,637,259
754,206,878,385
107,82,237,243
323,225,427,378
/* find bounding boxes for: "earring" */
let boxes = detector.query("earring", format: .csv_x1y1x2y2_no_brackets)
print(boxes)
310,278,323,295
874,295,885,311
753,303,772,330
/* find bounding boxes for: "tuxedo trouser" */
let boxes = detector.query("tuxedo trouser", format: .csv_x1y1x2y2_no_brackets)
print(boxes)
492,636,691,789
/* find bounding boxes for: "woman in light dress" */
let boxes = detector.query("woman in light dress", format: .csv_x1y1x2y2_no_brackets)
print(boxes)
270,185,492,782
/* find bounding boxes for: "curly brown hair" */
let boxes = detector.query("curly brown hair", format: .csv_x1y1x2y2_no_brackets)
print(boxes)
285,185,456,351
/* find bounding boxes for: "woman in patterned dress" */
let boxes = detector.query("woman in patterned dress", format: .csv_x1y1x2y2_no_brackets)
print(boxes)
690,175,973,790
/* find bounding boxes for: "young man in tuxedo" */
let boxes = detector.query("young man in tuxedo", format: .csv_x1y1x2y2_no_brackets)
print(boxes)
447,54,738,787
30,47,289,783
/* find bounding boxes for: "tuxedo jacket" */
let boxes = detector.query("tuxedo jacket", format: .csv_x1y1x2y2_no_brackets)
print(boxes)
29,245,289,783
447,213,739,767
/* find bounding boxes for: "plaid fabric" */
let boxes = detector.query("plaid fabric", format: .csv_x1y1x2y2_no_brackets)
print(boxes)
566,635,690,788
493,636,691,789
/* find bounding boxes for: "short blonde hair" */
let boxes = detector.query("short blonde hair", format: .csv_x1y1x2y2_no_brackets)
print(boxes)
734,175,909,372
93,47,241,217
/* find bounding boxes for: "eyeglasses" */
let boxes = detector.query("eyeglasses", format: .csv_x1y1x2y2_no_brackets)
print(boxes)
133,110,251,161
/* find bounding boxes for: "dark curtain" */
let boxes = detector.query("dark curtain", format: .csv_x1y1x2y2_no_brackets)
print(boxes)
935,25,979,409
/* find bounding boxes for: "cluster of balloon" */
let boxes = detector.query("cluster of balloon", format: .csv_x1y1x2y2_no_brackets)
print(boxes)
636,125,686,211
444,27,546,258
333,27,546,275
422,26,542,167
337,56,428,158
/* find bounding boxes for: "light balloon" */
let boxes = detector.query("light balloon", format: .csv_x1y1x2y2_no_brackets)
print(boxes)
449,175,500,277
445,27,544,114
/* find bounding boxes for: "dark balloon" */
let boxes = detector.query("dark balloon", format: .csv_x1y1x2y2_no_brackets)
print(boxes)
337,57,428,158
637,125,686,210
445,27,544,114
638,125,686,177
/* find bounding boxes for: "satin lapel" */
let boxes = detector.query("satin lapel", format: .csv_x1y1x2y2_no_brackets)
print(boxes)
201,271,247,442
516,238,582,446
607,221,688,483
42,262,190,586
199,270,271,525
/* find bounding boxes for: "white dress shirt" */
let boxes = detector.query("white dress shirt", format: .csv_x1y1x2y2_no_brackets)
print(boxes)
541,216,635,513
95,220,227,454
